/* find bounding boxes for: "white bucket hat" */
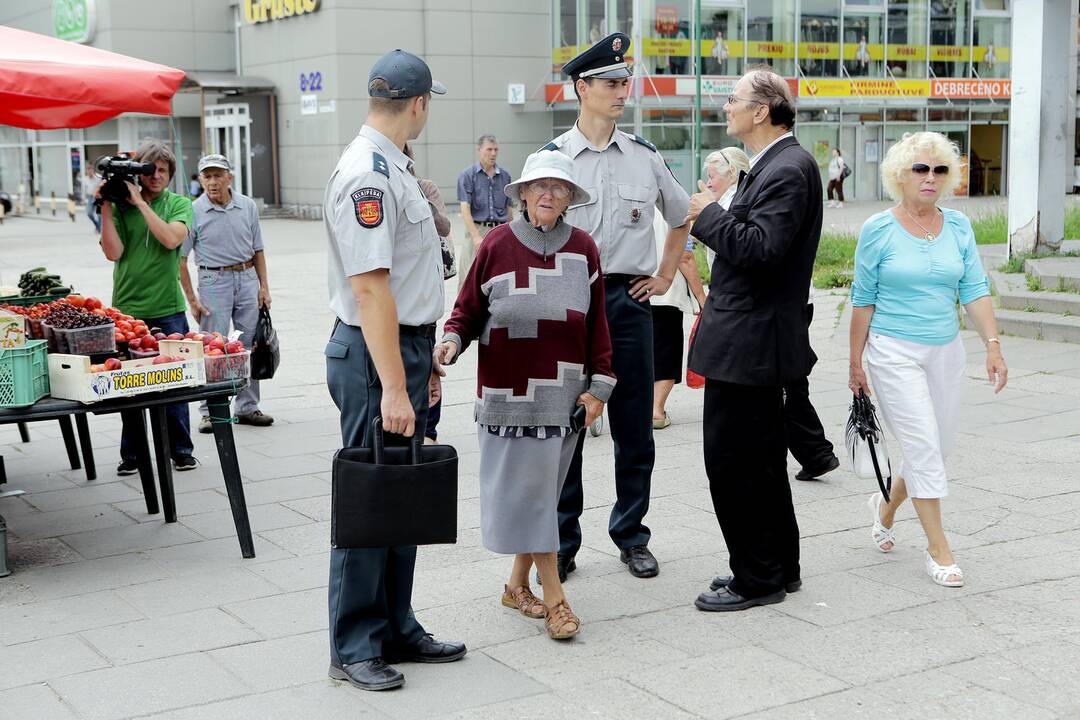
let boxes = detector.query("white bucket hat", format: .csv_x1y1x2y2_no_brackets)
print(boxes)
504,150,592,207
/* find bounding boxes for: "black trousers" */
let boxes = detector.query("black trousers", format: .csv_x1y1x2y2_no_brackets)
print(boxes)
704,379,800,598
325,321,433,664
557,279,655,556
783,304,834,471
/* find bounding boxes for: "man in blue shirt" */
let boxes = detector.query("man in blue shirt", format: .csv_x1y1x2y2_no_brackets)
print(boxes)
455,134,512,289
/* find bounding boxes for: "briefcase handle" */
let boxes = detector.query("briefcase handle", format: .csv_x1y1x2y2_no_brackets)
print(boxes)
370,416,423,465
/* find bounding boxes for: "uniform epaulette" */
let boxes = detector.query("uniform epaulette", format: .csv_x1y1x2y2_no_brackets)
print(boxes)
632,135,657,152
540,141,560,152
373,152,390,178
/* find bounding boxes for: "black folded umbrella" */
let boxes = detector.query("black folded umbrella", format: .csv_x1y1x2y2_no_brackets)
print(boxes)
846,390,892,503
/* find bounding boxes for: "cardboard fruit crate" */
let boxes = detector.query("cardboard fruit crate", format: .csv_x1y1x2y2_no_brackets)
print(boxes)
47,340,205,404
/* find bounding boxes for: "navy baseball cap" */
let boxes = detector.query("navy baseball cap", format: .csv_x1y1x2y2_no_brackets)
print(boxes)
563,33,632,80
368,49,447,98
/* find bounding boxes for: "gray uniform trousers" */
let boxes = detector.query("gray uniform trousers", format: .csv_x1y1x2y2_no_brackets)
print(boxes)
325,320,433,664
196,267,261,417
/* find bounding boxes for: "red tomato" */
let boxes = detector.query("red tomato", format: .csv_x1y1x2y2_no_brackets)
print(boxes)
67,295,86,308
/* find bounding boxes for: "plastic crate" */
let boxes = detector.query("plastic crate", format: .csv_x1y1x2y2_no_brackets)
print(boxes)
0,340,50,408
42,321,116,355
204,350,250,383
0,294,56,307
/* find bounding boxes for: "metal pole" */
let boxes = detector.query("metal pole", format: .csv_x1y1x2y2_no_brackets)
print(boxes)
694,0,702,190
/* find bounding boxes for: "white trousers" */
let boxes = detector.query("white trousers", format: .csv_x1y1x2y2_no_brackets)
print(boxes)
865,333,966,499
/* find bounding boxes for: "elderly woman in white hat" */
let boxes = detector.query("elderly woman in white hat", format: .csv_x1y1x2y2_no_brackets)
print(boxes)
433,150,616,640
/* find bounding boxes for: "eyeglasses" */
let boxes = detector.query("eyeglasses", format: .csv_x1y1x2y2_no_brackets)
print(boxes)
527,181,570,199
726,94,760,107
911,163,949,176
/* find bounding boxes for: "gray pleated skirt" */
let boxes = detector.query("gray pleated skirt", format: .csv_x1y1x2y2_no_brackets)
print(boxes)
476,427,579,554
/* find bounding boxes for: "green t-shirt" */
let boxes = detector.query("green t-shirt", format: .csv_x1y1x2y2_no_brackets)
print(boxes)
111,190,193,320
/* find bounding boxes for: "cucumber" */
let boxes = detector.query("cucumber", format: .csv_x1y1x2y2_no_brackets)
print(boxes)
47,286,72,295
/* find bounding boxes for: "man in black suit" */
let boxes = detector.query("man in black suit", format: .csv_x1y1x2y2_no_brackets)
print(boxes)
685,66,823,612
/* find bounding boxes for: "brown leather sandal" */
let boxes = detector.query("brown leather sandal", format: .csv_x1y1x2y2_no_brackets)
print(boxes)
545,600,580,639
501,584,546,619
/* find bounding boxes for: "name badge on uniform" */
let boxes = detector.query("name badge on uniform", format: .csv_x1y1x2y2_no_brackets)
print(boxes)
630,207,640,224
351,188,384,228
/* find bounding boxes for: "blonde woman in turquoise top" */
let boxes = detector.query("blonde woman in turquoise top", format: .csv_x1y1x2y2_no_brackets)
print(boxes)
849,131,1008,588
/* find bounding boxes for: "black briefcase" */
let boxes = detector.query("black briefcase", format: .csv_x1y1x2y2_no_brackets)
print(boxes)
331,417,458,548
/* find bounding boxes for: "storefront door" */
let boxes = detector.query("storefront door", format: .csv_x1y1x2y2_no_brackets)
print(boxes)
204,104,253,197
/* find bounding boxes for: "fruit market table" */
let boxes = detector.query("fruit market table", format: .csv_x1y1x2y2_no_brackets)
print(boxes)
0,380,255,572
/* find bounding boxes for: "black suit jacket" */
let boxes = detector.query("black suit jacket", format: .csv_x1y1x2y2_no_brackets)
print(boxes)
688,135,822,386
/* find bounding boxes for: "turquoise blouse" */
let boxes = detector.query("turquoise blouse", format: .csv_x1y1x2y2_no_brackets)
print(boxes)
851,207,990,345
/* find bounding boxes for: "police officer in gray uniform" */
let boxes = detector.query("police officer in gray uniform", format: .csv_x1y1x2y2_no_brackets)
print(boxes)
324,49,466,692
543,34,691,582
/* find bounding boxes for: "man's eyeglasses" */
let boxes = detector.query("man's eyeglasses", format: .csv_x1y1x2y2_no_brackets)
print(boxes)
911,163,949,176
726,94,760,107
527,181,570,199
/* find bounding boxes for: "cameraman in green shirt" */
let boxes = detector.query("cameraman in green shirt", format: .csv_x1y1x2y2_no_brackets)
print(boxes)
100,138,197,474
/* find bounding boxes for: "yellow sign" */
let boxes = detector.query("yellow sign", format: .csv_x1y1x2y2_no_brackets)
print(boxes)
799,78,930,98
244,0,320,24
746,41,793,59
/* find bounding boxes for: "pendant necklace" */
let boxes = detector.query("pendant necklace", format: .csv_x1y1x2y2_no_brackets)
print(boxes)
900,205,939,243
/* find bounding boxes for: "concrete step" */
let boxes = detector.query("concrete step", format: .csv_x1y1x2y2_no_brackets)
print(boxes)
995,308,1080,343
1024,256,1080,293
990,271,1080,315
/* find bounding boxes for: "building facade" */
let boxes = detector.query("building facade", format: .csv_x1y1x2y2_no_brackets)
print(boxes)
548,0,1014,199
0,0,1016,208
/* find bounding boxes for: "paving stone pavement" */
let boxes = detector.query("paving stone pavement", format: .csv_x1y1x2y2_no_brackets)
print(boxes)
1,213,1079,719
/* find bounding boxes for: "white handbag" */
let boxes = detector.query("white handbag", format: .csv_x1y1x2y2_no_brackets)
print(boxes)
844,392,892,501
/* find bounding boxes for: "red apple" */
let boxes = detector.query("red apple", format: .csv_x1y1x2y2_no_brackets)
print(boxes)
142,337,158,351
208,338,225,352
207,348,224,356
225,341,244,354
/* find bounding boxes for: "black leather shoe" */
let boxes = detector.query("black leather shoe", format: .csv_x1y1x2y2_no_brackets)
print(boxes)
695,586,786,612
710,574,802,594
536,554,576,585
795,454,840,481
328,658,405,691
383,634,466,664
620,545,659,578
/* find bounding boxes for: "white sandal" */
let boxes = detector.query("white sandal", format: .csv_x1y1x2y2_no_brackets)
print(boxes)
867,494,895,553
925,551,964,587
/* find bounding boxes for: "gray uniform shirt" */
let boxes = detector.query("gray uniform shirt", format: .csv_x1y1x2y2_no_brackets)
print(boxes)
324,125,444,328
546,123,690,276
181,191,263,267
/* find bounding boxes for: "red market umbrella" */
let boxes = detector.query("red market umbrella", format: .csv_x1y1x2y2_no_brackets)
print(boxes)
0,26,185,130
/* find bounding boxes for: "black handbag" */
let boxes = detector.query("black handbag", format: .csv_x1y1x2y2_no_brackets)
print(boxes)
331,417,458,548
250,307,280,380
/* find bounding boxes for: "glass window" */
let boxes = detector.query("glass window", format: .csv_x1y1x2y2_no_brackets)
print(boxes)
796,123,841,187
641,0,693,76
972,15,1008,78
614,0,633,37
583,0,605,45
0,148,28,196
0,125,29,145
747,0,795,76
553,0,578,72
928,107,969,121
974,0,1007,11
85,120,118,143
702,3,744,76
642,121,693,190
798,107,841,122
886,0,927,78
843,12,885,77
799,0,840,77
930,0,970,78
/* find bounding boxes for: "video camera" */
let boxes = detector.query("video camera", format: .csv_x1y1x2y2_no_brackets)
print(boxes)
93,155,156,210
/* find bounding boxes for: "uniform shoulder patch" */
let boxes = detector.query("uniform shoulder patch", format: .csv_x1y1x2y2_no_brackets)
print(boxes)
351,187,385,228
632,135,657,152
372,153,390,178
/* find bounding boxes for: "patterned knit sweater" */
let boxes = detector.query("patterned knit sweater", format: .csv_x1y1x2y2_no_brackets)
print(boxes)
442,217,616,428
